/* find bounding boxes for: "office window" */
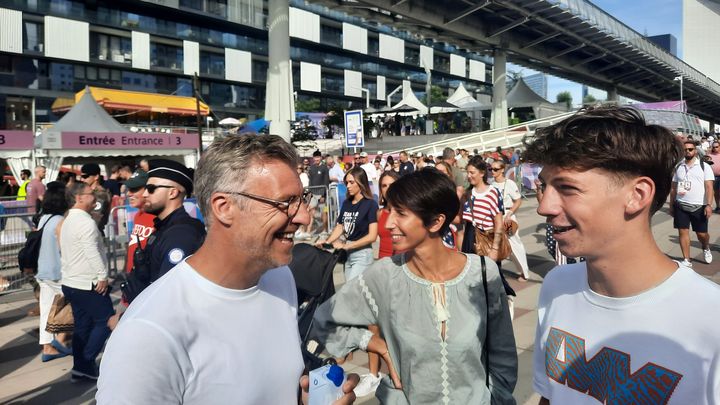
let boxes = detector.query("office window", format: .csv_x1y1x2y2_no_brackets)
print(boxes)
320,24,342,48
252,60,267,82
200,51,225,76
151,43,183,70
405,47,419,66
91,33,131,64
23,21,44,53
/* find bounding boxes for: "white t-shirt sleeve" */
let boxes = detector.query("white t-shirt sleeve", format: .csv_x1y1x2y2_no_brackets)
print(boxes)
97,319,189,404
532,276,552,399
703,163,715,181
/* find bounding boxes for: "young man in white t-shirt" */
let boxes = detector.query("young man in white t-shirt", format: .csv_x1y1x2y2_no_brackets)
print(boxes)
670,140,715,266
525,106,720,405
97,136,358,404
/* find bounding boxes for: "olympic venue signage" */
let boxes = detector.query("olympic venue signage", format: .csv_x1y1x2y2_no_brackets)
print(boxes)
41,131,199,150
0,131,35,150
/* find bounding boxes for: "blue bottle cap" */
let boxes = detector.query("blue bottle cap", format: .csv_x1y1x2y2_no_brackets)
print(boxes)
326,365,344,387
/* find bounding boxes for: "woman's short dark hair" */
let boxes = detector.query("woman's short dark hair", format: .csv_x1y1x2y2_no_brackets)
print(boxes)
523,106,683,214
344,167,374,200
42,181,68,215
385,169,459,235
466,155,490,185
378,170,400,206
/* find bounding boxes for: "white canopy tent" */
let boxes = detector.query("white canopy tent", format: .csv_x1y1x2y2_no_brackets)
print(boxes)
37,88,199,181
391,87,428,114
447,83,485,110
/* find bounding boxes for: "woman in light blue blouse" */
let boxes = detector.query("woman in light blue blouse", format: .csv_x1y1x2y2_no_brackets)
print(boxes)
36,181,72,361
313,170,517,404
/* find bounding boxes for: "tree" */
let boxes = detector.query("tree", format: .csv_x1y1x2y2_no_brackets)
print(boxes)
556,91,573,109
322,107,344,139
583,94,597,105
295,98,321,112
430,85,446,104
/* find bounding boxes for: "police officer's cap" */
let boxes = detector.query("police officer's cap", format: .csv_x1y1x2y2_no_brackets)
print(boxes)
147,159,194,195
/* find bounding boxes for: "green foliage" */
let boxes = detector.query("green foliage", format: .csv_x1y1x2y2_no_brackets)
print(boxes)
430,85,446,104
583,94,597,104
556,91,573,109
295,98,321,112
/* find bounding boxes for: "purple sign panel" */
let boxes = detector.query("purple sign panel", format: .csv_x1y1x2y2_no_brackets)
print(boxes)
632,100,685,112
0,131,34,150
61,132,199,149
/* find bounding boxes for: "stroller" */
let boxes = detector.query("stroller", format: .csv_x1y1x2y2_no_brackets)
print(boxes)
288,243,347,370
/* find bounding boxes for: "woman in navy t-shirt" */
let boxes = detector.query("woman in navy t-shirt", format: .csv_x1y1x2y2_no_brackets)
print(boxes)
317,167,378,281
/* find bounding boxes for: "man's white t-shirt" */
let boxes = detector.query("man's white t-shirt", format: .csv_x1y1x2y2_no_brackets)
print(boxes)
361,162,379,196
97,261,304,404
673,158,714,205
533,263,720,404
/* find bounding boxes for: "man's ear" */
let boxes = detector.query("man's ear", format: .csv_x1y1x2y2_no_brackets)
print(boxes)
625,177,655,217
210,193,235,226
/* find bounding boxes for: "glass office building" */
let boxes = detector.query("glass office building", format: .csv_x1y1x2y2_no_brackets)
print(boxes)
0,0,493,130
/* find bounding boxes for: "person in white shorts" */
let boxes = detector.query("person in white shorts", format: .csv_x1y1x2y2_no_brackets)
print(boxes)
525,106,720,405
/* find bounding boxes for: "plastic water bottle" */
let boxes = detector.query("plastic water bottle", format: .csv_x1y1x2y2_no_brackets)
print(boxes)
308,364,345,405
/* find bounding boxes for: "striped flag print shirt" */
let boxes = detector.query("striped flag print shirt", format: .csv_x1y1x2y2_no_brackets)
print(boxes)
462,187,501,231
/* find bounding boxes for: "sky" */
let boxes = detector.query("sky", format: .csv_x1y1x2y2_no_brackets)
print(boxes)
509,0,683,105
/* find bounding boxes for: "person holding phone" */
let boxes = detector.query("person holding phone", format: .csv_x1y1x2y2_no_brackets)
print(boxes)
313,170,517,404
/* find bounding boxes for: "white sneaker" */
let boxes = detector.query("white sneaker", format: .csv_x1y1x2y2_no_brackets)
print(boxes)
704,249,713,264
680,259,693,268
354,373,382,397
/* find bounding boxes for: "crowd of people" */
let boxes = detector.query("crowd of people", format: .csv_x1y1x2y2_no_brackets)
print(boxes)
8,105,720,404
371,111,475,137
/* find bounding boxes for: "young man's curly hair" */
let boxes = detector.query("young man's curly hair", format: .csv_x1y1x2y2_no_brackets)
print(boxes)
523,106,684,214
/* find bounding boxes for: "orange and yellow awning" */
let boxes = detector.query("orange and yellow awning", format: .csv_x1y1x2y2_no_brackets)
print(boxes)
53,87,210,116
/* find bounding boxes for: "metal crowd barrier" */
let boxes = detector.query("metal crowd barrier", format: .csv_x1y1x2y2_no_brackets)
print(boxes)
0,213,36,295
304,185,331,234
106,205,132,279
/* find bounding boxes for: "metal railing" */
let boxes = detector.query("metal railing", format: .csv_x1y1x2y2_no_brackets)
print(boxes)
304,185,332,234
106,205,132,279
387,111,576,157
0,213,36,295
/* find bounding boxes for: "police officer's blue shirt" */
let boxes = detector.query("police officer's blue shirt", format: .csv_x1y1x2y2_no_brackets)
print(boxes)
148,206,206,280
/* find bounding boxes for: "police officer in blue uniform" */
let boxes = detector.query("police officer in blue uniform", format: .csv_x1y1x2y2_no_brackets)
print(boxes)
121,159,205,303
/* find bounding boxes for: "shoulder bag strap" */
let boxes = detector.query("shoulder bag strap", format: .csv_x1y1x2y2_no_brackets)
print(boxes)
481,255,490,388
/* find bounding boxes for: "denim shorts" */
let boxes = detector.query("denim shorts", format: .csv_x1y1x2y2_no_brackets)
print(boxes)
345,247,373,282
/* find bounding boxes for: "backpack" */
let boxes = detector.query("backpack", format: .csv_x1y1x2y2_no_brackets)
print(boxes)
18,215,59,274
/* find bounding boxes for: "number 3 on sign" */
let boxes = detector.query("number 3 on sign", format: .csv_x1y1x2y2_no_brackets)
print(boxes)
0,135,5,145
175,136,181,145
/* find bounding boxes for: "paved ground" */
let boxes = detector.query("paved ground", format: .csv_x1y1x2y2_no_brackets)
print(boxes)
0,198,718,404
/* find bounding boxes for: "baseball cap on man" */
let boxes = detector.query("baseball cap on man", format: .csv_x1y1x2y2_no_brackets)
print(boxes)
359,152,368,157
147,159,194,195
81,163,101,176
415,152,424,158
124,170,148,189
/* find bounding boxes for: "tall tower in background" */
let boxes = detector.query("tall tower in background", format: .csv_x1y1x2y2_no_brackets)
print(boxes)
523,73,548,99
683,0,720,83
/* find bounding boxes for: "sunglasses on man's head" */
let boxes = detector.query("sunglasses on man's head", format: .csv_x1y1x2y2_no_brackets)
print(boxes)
490,168,503,172
145,184,175,194
685,148,696,152
80,174,91,179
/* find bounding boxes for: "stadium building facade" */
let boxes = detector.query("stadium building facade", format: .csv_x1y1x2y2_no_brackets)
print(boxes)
0,0,494,130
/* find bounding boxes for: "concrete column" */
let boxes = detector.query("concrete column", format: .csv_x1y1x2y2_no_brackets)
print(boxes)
710,122,715,134
265,0,293,141
490,49,508,129
607,86,618,103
